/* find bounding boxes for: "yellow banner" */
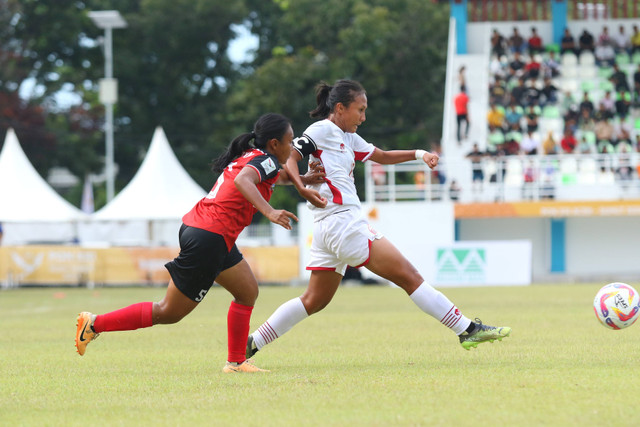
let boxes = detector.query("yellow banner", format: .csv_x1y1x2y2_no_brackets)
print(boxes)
455,200,640,218
0,245,298,286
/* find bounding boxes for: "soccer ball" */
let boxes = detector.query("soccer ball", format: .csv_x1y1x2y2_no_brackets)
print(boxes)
593,283,640,330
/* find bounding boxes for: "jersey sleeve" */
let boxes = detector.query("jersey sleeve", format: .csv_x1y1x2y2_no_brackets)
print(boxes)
350,133,376,162
292,134,318,157
246,154,280,181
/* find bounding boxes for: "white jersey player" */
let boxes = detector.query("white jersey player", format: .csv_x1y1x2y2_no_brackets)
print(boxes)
247,80,511,361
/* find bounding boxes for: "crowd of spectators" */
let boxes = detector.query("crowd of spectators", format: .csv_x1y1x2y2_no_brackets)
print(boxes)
486,25,640,159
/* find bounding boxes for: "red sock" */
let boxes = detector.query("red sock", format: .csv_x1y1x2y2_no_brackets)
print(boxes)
92,302,154,333
227,301,254,363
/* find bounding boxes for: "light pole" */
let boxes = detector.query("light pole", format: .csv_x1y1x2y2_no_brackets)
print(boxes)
88,10,127,202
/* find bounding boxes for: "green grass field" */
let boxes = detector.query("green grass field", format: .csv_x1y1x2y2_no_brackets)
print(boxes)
2,283,640,427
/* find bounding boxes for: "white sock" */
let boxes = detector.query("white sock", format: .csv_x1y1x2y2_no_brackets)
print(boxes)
251,297,309,350
409,282,471,335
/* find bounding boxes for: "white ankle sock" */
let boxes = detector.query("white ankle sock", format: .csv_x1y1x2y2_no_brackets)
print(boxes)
252,297,309,350
409,282,471,335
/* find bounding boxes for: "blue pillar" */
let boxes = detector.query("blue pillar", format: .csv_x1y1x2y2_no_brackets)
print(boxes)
450,0,468,54
551,0,568,45
454,219,460,241
550,218,566,273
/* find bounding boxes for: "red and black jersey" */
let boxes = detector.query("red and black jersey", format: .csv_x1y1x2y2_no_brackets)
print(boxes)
182,148,280,250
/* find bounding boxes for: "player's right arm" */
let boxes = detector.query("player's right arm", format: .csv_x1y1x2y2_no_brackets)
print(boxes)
234,167,298,230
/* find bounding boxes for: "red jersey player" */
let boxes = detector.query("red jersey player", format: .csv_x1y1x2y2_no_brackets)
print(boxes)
75,113,326,373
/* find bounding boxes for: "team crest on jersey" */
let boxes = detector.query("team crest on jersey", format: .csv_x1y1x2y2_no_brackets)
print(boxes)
261,157,276,175
339,143,346,151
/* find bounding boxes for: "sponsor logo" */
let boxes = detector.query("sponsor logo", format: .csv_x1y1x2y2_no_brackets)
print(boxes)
436,248,487,283
261,157,276,175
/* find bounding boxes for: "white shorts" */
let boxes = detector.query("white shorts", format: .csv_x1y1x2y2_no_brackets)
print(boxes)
307,207,383,276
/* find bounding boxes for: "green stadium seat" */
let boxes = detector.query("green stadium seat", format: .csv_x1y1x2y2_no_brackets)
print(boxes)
581,80,595,92
597,140,614,153
542,105,561,118
545,43,560,53
599,80,614,92
615,53,630,66
634,118,640,131
597,67,613,79
583,131,596,145
633,52,640,65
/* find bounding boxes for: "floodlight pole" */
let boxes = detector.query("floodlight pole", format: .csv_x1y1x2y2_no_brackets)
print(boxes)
89,10,127,203
104,26,115,202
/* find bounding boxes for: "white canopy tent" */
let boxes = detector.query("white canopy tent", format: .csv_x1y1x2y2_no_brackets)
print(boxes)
80,127,206,246
0,128,86,245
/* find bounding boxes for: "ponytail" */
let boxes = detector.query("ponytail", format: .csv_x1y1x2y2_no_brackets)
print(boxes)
211,113,291,173
309,79,366,119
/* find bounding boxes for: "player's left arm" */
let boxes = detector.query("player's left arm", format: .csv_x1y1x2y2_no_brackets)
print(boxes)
369,148,439,169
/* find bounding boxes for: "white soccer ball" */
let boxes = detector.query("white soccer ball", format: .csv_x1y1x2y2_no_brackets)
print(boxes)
593,282,640,330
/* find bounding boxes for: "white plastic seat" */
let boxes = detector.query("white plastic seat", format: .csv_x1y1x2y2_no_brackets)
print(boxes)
579,51,595,66
561,52,578,67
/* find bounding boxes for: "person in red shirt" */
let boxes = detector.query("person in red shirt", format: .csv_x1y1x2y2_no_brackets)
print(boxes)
560,128,578,153
454,90,470,143
74,113,327,373
528,27,543,54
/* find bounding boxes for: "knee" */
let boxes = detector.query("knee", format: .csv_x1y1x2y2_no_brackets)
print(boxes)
300,293,330,315
232,286,258,307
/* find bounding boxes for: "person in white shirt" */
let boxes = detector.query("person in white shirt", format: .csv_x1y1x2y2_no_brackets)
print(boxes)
247,79,511,360
613,25,631,56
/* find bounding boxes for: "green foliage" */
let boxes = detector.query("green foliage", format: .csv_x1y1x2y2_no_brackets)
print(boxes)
2,284,640,425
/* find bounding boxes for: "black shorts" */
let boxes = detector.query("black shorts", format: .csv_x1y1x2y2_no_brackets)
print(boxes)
164,224,243,302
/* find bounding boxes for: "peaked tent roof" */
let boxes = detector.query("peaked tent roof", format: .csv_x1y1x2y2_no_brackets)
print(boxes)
0,128,85,222
93,127,206,221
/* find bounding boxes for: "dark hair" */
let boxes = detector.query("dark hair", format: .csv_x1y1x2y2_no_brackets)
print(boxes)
309,79,366,119
211,113,291,173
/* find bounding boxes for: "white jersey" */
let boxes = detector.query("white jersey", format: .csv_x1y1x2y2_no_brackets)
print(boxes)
293,119,376,220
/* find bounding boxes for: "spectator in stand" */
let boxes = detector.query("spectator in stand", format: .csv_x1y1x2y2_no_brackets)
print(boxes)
598,26,612,48
609,63,630,92
491,29,506,57
578,109,596,133
634,64,640,93
613,119,632,146
489,77,508,106
523,79,541,107
510,78,527,106
542,51,561,79
579,92,595,117
560,129,577,153
509,27,526,54
632,25,640,55
561,28,577,55
528,27,543,55
599,91,616,117
458,66,467,92
454,89,470,143
524,55,541,80
595,28,616,66
525,105,539,134
593,102,613,122
448,180,461,202
576,135,594,154
520,129,541,155
595,117,614,147
487,103,505,130
540,78,559,106
542,131,558,154
490,55,506,79
613,25,631,57
615,90,632,120
509,52,526,77
466,143,485,195
504,103,523,130
579,29,596,54
504,127,522,155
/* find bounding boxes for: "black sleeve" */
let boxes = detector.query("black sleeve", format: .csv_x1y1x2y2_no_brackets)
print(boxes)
247,154,280,181
292,134,317,157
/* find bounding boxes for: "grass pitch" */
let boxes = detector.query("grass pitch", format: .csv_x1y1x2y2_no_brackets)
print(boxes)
1,283,640,427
